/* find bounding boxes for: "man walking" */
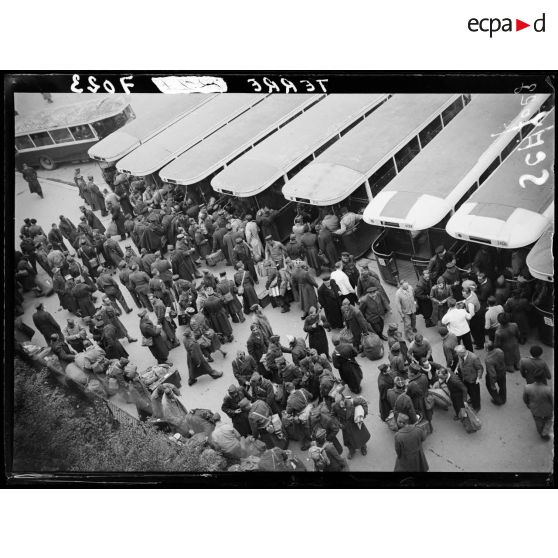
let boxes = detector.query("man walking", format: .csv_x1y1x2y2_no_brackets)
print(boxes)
96,266,132,314
484,341,507,405
523,370,553,440
519,346,552,385
22,163,44,198
395,280,417,342
455,345,483,412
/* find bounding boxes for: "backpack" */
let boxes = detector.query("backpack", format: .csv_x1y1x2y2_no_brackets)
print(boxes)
308,444,331,470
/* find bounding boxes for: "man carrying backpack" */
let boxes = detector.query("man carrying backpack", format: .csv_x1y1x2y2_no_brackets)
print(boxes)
308,428,348,471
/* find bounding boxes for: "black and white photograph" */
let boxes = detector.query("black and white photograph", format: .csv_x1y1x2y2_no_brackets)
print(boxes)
4,73,554,483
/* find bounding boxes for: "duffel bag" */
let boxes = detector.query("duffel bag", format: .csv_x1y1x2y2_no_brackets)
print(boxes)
361,332,384,360
206,249,225,266
34,275,54,296
428,388,451,410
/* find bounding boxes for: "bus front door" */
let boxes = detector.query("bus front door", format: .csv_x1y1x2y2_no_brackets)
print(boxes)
340,220,380,259
372,230,400,286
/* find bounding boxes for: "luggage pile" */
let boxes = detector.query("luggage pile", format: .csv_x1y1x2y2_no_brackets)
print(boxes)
139,364,181,392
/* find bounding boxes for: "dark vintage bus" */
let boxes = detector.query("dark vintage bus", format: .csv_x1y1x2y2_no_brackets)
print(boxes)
15,96,134,170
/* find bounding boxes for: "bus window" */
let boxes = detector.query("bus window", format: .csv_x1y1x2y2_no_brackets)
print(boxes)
369,159,397,196
441,97,464,126
500,131,521,161
69,125,95,141
351,183,369,202
287,154,314,180
418,115,443,148
29,132,54,147
339,116,364,137
49,128,74,144
92,113,128,139
454,182,477,212
478,156,500,186
15,135,35,151
347,183,369,213
314,135,339,158
394,135,420,173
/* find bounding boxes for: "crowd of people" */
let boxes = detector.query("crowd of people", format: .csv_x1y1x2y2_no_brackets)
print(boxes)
14,168,554,472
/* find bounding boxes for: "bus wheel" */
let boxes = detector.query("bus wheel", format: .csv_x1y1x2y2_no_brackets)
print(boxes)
39,156,56,171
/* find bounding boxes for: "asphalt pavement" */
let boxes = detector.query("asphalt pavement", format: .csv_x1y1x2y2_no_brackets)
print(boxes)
13,170,554,473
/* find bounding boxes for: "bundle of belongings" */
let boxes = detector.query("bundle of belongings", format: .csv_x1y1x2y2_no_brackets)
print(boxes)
140,363,180,391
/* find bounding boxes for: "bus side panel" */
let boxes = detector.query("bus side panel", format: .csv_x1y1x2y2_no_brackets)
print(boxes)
16,140,99,170
53,140,99,164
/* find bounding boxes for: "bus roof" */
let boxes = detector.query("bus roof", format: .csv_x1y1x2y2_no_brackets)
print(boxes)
116,94,266,176
282,94,459,205
211,94,389,197
363,93,550,230
88,94,214,163
15,96,129,135
526,224,554,282
159,94,323,185
446,109,555,249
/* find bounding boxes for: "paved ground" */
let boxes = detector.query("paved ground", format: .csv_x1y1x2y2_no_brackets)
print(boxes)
14,170,554,473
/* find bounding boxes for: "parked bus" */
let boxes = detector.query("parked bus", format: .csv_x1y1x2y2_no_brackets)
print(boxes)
210,93,390,241
446,108,554,259
158,93,324,205
281,93,471,257
362,93,551,285
116,94,266,186
15,96,134,171
447,109,555,346
88,94,215,185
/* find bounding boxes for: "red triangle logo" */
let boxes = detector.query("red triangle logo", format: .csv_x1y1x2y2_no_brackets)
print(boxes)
516,19,530,31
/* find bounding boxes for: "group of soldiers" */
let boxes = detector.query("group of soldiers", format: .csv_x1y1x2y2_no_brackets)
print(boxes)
15,167,554,472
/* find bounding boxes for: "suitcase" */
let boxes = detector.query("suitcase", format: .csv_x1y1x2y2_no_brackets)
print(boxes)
258,289,271,308
177,314,190,326
35,275,54,296
206,249,225,267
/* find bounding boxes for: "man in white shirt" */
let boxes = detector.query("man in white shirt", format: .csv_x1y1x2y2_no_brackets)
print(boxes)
331,262,358,305
484,296,504,342
441,298,474,352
